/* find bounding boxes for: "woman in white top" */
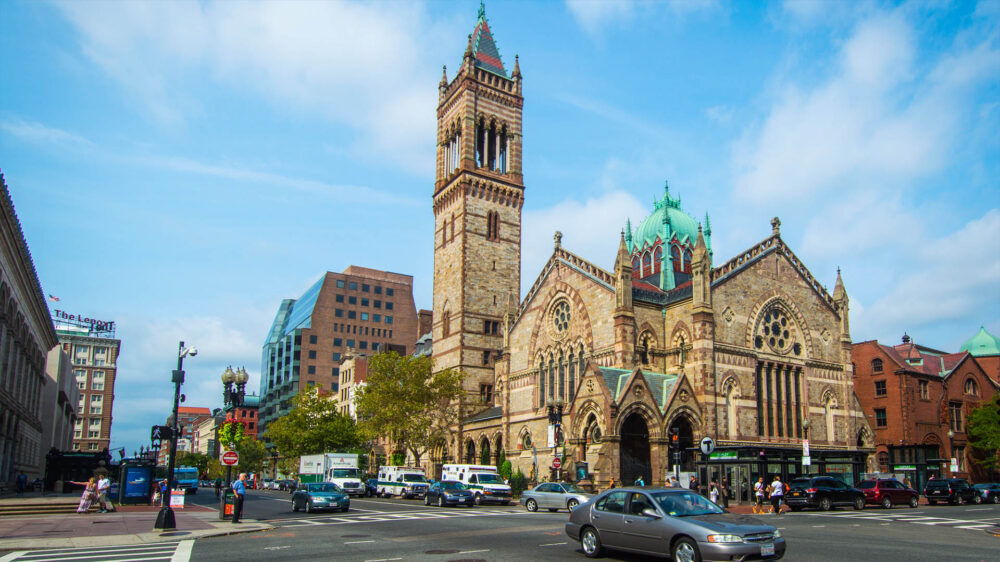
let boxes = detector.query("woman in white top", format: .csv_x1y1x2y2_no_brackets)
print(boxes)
769,476,785,514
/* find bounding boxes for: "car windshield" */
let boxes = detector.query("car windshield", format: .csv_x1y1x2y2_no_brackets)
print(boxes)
476,473,503,484
403,474,427,483
973,484,989,489
652,491,725,517
332,468,360,479
562,483,587,494
441,481,467,490
789,479,812,489
856,481,876,489
308,483,340,493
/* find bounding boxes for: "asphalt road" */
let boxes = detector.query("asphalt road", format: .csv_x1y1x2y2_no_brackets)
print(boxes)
183,490,1000,561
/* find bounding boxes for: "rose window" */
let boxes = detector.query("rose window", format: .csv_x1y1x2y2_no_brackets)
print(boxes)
754,305,800,355
551,300,571,336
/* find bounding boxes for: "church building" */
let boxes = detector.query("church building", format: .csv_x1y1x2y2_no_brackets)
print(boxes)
429,5,874,498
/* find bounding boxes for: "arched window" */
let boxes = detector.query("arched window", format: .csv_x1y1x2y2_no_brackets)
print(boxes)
871,359,883,373
442,218,448,246
726,382,738,439
548,356,555,402
683,250,692,272
653,246,663,274
521,430,532,450
558,351,565,401
878,452,889,471
568,350,576,400
642,251,651,277
486,211,500,241
578,345,586,378
964,378,978,396
537,362,545,408
631,256,639,271
671,246,682,272
442,311,451,338
450,213,456,241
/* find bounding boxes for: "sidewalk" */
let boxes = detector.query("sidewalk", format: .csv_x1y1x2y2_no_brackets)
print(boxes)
0,493,272,551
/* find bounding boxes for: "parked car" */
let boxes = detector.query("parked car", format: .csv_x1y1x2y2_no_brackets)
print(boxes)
924,478,978,505
262,478,275,490
973,483,1000,504
424,480,475,507
291,482,350,513
521,482,593,512
365,478,378,497
279,479,296,492
784,476,865,511
857,478,920,509
566,487,785,560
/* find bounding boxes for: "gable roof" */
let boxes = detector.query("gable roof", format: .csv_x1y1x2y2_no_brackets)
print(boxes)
598,367,680,413
514,246,614,325
879,340,972,379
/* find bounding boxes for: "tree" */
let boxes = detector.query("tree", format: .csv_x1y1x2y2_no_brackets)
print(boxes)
218,419,247,451
175,452,213,477
237,439,269,474
967,392,1000,472
355,352,464,465
263,386,363,459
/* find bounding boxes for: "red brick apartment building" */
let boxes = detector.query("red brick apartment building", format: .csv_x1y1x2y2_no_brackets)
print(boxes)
853,333,1000,489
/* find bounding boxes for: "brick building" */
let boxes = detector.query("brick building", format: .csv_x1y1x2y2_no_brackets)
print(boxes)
852,335,1000,489
159,406,212,465
225,394,260,440
258,266,418,434
423,6,873,500
58,323,120,454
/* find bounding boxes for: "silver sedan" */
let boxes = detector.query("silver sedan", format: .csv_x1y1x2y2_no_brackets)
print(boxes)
521,482,593,512
565,487,785,561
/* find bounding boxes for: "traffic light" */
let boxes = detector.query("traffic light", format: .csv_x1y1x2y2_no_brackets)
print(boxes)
669,427,680,449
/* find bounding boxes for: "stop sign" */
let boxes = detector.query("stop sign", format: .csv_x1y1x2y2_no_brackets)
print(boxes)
221,451,239,466
552,457,561,470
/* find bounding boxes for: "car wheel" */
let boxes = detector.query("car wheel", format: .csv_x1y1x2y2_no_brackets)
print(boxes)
424,495,430,506
993,495,1000,505
973,494,982,505
305,501,312,514
819,497,832,511
949,494,959,506
292,499,298,512
672,537,702,562
854,497,865,511
881,497,892,509
526,498,538,512
909,496,919,508
581,526,603,558
438,495,445,508
474,493,483,506
568,498,580,511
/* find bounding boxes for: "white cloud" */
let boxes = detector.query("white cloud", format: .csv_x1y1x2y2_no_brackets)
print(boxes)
0,118,93,149
54,0,449,174
522,189,647,291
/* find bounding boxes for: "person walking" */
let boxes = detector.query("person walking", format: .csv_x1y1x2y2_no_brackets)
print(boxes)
69,477,98,513
231,473,247,524
753,477,766,515
608,477,617,489
769,476,785,515
214,477,223,499
634,475,645,487
721,477,730,508
709,480,720,505
96,474,114,513
15,472,27,496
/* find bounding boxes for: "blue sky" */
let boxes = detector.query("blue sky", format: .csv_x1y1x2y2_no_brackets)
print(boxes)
1,0,997,456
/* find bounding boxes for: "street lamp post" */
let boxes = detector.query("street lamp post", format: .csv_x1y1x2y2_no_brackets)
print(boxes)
947,429,955,476
221,366,249,486
547,399,564,480
154,341,197,531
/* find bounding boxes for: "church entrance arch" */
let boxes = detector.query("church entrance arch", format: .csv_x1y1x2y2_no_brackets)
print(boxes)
620,413,652,486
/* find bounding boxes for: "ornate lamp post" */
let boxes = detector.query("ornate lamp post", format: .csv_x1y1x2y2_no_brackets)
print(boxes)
947,429,955,476
154,341,197,531
547,399,565,479
221,366,249,486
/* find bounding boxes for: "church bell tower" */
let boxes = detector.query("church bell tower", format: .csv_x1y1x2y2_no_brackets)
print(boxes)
432,3,524,406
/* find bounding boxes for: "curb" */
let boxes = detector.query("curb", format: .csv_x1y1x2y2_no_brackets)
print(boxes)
0,522,274,552
985,526,1000,538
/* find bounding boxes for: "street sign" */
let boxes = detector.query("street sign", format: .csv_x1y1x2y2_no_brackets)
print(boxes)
699,437,715,456
802,455,811,466
802,439,810,457
150,425,172,442
222,451,239,466
949,458,958,472
551,457,562,470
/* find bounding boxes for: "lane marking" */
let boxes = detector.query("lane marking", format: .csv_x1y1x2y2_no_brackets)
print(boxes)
457,550,490,555
344,540,376,545
0,554,28,562
811,525,825,528
171,540,194,562
365,558,402,562
539,542,567,547
964,508,991,512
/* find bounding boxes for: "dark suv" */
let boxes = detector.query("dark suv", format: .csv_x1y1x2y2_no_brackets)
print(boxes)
857,478,920,509
785,476,865,511
923,478,978,505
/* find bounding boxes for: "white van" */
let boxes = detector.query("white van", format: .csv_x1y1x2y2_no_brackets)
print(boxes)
441,464,512,505
377,466,430,499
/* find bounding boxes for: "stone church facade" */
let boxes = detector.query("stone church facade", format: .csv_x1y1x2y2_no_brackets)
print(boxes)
429,6,874,498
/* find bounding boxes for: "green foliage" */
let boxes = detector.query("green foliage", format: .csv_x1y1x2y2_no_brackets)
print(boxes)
355,352,465,465
277,456,299,478
390,451,406,466
967,392,1000,472
236,439,269,473
479,446,490,465
218,419,246,450
509,468,528,498
206,458,223,480
263,387,363,460
499,460,512,481
175,452,213,477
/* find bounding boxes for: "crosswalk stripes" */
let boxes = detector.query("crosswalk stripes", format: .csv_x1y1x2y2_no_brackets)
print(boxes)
0,540,193,562
277,508,530,528
797,510,998,530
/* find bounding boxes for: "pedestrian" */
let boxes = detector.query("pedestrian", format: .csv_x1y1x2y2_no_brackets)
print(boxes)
15,472,27,496
214,477,223,499
709,480,720,505
158,479,169,507
96,474,115,513
688,475,698,493
903,476,912,489
634,475,645,487
68,477,98,513
232,472,247,524
769,476,785,515
608,477,617,489
753,477,766,515
721,477,729,508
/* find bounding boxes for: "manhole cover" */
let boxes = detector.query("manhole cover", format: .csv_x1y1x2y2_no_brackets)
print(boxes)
342,534,370,538
425,549,460,554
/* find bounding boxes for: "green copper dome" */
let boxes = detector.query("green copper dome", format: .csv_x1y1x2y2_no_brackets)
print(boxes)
630,182,700,251
960,326,1000,356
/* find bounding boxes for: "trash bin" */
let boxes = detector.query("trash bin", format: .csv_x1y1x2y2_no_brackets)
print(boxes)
219,489,235,520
